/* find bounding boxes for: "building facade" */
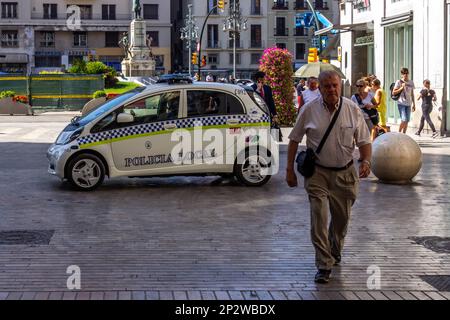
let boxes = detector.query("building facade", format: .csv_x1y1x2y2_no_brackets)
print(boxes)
268,0,340,70
0,0,172,74
340,0,448,134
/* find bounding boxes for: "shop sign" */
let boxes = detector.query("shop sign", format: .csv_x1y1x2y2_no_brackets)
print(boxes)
355,34,374,46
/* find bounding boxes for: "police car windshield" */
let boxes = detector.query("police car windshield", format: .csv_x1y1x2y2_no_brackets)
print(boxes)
76,90,142,126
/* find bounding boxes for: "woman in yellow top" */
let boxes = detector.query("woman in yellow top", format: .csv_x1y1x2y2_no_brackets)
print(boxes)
372,79,387,128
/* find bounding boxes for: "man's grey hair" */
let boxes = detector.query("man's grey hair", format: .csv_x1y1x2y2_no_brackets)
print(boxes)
318,70,342,84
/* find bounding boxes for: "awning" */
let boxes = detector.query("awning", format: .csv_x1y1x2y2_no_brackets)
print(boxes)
381,11,413,27
327,22,373,34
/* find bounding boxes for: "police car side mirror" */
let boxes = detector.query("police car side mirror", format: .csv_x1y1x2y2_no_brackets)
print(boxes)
117,113,134,123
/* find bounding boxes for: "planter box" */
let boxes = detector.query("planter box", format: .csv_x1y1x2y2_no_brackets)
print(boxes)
0,97,33,115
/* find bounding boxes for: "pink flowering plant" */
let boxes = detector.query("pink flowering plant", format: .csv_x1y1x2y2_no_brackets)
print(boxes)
259,47,296,126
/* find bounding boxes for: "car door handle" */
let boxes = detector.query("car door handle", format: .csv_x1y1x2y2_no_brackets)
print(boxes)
164,123,177,130
227,119,240,125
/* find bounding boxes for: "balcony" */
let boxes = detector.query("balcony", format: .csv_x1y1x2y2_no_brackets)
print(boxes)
250,7,263,15
207,40,221,49
272,1,289,10
250,40,265,49
274,27,289,36
294,27,308,37
31,13,132,21
294,1,308,10
314,1,329,10
228,39,244,49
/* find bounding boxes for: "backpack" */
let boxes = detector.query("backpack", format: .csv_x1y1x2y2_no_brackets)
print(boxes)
390,82,401,101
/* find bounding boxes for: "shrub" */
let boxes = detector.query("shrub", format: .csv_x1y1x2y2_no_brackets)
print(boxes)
93,90,107,99
39,70,64,74
68,59,87,74
86,61,108,75
104,66,118,88
0,91,16,99
259,47,296,126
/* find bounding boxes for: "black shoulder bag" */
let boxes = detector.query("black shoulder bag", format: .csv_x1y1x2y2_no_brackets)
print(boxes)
295,98,343,178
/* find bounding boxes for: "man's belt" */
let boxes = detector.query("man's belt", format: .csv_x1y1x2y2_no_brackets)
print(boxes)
316,160,354,171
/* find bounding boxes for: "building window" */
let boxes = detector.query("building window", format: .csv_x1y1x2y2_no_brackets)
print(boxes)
294,0,307,10
35,56,61,68
228,31,241,48
207,25,219,48
229,53,241,65
354,0,370,12
1,30,18,47
207,0,218,14
73,31,87,47
251,25,262,47
251,53,261,64
105,32,119,47
296,43,305,60
275,17,287,36
43,3,57,19
66,5,92,19
251,0,261,15
276,43,286,49
147,31,159,47
272,0,288,10
143,4,158,20
40,31,55,47
102,5,116,20
1,2,18,19
208,54,218,64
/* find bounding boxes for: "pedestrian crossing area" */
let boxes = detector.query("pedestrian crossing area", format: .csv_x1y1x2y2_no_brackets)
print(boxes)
0,124,65,143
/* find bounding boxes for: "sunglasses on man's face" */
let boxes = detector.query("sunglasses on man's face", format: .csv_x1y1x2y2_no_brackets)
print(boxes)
356,85,365,88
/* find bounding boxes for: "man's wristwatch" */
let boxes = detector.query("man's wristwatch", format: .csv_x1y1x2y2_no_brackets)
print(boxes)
362,160,371,168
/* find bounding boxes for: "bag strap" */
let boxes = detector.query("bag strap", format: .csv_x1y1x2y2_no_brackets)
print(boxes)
316,98,343,155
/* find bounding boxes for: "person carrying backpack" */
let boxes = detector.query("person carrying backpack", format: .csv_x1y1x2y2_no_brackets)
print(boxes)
392,68,416,134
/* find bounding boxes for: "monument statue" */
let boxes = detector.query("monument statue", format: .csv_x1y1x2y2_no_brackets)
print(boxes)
133,0,142,20
119,32,131,59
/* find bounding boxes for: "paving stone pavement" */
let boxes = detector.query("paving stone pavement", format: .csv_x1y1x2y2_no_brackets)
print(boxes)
0,114,449,300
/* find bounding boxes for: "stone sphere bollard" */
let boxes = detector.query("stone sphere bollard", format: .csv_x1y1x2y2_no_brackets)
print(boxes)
371,132,422,184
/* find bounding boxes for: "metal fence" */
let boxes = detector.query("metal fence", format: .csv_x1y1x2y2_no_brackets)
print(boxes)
0,74,104,109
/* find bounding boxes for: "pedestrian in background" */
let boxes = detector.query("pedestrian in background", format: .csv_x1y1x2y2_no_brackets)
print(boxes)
392,68,416,134
206,73,214,82
286,70,372,284
372,79,387,129
351,79,379,135
298,77,321,111
251,71,277,120
416,79,439,138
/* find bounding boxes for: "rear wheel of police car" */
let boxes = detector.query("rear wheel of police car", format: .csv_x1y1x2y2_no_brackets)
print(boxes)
67,154,105,191
234,148,272,187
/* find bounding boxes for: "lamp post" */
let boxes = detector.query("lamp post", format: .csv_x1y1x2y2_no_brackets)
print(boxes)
180,4,199,76
223,1,247,80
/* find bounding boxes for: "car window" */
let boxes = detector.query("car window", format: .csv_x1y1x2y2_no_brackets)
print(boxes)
187,90,245,117
124,91,181,124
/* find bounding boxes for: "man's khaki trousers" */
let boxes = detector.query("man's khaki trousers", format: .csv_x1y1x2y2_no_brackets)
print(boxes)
304,165,359,270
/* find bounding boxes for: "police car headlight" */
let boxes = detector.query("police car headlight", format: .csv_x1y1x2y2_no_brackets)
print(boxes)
56,127,84,145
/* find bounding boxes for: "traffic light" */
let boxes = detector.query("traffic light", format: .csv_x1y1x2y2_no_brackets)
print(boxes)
218,0,225,10
201,55,207,67
191,52,198,65
308,47,318,63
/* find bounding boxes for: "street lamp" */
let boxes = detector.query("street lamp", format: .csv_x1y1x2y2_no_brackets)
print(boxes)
223,1,247,80
180,4,199,76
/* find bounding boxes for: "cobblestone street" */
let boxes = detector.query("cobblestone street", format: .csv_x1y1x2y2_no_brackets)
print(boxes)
0,114,449,300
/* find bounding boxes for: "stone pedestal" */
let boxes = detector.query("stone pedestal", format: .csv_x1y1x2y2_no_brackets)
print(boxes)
121,19,155,77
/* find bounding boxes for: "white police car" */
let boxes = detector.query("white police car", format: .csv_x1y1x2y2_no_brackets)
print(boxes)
47,75,277,191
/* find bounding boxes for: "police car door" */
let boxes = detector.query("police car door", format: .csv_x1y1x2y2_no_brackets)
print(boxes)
110,90,182,173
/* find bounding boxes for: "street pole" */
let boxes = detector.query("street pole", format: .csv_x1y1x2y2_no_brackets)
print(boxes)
188,5,192,76
233,0,236,79
198,5,219,79
180,4,198,77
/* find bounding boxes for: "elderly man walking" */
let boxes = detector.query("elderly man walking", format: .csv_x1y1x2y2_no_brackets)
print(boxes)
286,71,372,283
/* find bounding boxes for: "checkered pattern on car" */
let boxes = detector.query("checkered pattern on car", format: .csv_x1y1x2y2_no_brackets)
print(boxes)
78,114,270,146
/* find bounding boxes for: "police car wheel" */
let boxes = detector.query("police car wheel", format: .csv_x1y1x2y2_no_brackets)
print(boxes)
67,154,105,191
234,152,271,187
